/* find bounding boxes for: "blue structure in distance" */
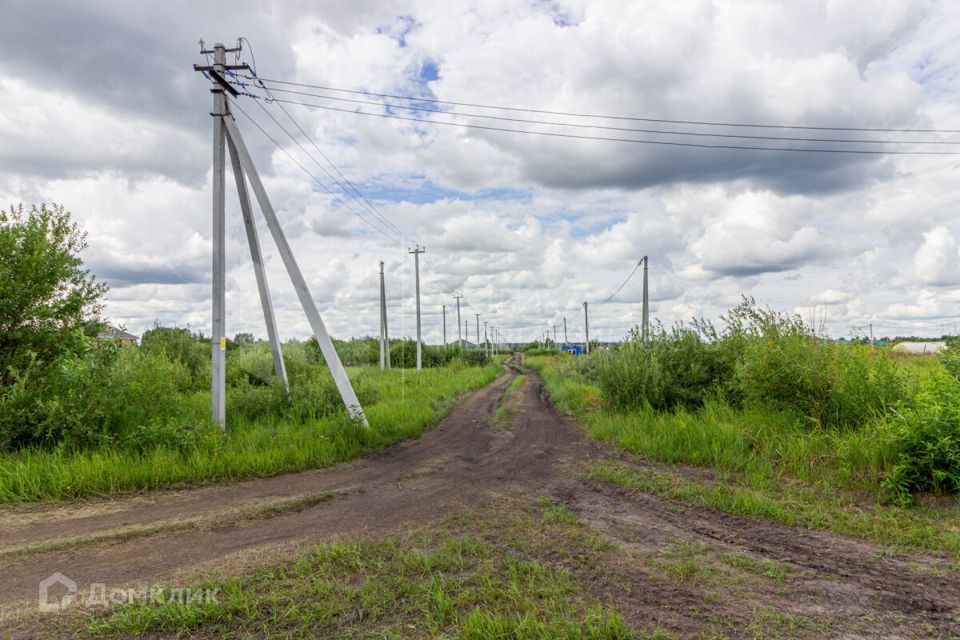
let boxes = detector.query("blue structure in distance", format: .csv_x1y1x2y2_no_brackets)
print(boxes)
560,344,583,356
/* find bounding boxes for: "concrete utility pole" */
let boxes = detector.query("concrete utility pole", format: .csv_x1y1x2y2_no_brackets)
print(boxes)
642,255,650,341
379,261,390,371
483,321,488,357
475,312,480,345
584,301,590,354
199,40,366,427
222,116,366,425
454,294,463,344
228,134,287,393
210,43,227,428
409,245,425,371
442,304,447,346
465,320,469,346
563,317,568,347
553,324,557,348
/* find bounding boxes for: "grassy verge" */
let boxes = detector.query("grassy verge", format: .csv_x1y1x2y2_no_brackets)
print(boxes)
80,502,635,639
592,461,960,558
0,364,500,504
528,357,960,556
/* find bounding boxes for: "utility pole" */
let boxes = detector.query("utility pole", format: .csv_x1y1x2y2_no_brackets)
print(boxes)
869,323,874,348
454,294,463,344
483,320,488,357
228,122,287,396
210,43,228,428
379,261,390,371
563,317,568,347
475,312,480,345
409,245,425,371
583,301,590,354
553,324,557,349
465,320,469,346
198,41,366,426
220,109,366,425
642,255,650,341
442,304,447,346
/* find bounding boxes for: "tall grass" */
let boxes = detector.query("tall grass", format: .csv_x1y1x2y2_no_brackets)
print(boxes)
0,364,500,503
534,358,899,495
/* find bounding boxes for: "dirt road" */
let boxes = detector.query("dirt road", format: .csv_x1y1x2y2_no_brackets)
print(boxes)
1,362,958,638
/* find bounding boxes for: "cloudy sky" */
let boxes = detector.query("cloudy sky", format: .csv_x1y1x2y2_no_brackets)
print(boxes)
2,0,959,344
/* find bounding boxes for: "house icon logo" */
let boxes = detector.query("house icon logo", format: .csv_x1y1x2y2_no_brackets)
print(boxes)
39,572,77,613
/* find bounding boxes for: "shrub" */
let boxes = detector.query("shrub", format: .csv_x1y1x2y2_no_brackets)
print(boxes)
0,344,202,450
140,325,210,390
595,323,727,411
883,372,960,504
0,203,107,384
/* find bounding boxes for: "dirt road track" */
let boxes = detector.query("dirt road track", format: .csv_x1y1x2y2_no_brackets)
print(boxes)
1,363,958,638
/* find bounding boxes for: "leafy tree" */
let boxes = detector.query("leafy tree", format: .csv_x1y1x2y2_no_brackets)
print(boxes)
0,204,107,382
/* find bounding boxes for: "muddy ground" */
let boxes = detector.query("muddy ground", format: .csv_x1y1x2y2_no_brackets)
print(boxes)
0,362,957,638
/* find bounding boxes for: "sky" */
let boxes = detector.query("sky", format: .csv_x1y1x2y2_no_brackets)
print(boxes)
1,0,959,345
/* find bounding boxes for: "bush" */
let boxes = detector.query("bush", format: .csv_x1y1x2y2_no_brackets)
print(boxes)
883,372,960,504
588,298,908,428
0,203,107,384
0,344,203,450
594,323,727,411
140,325,210,390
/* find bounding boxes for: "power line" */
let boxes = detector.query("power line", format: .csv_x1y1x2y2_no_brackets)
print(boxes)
230,100,404,243
255,87,418,245
253,77,960,134
263,97,960,155
260,99,416,245
595,261,643,307
260,86,956,146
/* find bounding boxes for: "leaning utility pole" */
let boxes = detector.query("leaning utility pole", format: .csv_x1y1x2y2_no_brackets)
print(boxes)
442,304,447,346
583,301,590,354
197,42,367,426
454,294,463,344
409,245,425,371
379,261,390,371
642,255,650,341
475,312,480,345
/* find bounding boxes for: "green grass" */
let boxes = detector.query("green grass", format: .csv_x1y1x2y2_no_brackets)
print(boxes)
82,516,634,638
493,373,526,429
528,357,960,557
592,460,960,558
0,364,501,504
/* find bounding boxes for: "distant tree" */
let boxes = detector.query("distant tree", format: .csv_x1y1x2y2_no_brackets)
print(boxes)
234,332,256,345
0,204,107,382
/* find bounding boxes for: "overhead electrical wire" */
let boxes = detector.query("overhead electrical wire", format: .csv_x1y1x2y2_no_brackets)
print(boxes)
594,260,644,307
253,82,419,246
252,77,960,135
259,86,955,146
261,98,960,155
230,100,404,244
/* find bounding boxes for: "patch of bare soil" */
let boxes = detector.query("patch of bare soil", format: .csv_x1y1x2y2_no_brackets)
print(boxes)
1,360,957,639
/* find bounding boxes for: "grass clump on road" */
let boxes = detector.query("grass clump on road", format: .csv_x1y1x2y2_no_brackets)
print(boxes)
84,531,633,639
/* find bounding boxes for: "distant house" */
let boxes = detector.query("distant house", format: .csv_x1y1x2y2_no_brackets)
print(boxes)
891,341,946,355
449,338,476,349
97,326,139,347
